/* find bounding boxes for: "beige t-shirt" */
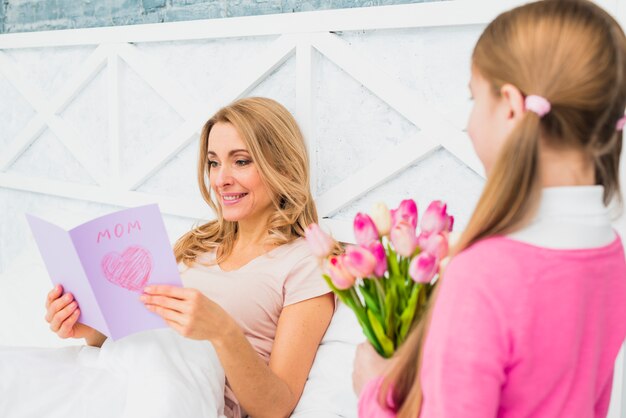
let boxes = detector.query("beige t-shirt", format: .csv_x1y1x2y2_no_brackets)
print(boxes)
179,237,331,362
178,237,332,417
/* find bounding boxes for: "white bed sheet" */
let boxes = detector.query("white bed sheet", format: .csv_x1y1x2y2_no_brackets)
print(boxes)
0,329,227,418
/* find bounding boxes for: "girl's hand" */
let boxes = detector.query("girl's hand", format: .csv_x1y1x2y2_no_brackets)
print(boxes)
141,285,236,342
45,285,107,347
353,341,392,396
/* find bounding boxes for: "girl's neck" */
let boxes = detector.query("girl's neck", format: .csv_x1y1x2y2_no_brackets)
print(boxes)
539,146,595,188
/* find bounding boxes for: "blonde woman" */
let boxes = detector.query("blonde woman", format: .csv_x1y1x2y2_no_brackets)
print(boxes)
356,0,626,417
44,97,335,418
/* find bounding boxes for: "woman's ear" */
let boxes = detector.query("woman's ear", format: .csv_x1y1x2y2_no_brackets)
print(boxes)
500,83,526,124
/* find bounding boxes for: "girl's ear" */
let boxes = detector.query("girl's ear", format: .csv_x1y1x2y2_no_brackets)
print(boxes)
500,83,526,123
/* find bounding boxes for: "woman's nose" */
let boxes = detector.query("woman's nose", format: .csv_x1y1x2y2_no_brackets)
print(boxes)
213,165,233,188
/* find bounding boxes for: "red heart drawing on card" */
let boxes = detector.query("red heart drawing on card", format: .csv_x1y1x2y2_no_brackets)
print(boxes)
101,246,153,292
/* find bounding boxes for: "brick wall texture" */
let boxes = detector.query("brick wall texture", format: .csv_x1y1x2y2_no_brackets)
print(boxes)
0,0,436,34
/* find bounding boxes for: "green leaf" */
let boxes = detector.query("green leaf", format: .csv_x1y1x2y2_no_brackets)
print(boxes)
372,278,387,321
360,284,385,328
321,275,385,355
368,310,395,358
398,283,421,345
322,275,351,306
322,274,341,294
358,315,384,355
388,272,407,303
360,283,380,315
387,243,401,277
384,284,397,340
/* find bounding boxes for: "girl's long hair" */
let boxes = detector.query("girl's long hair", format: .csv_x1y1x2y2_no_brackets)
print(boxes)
382,1,626,415
173,97,318,266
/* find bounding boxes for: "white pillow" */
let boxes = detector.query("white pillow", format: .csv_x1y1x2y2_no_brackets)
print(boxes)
292,302,365,418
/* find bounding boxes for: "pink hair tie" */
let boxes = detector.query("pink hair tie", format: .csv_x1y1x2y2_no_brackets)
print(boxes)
525,95,551,117
616,115,626,131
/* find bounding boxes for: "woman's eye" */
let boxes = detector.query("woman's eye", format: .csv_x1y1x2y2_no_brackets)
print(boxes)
208,160,218,168
235,159,251,167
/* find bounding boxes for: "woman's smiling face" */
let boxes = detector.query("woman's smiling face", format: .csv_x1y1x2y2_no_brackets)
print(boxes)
207,122,274,223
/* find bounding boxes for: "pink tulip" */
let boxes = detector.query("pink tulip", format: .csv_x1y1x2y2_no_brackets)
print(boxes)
368,241,387,277
391,199,418,229
354,213,379,247
326,255,356,290
343,245,377,278
409,252,438,283
305,223,336,258
370,203,392,236
421,201,453,236
390,221,418,257
418,232,449,260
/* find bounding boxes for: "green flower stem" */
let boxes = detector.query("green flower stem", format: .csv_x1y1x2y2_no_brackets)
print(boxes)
397,282,420,345
348,287,369,330
348,286,384,354
349,286,364,310
395,258,408,302
387,243,400,277
373,278,386,319
401,257,409,280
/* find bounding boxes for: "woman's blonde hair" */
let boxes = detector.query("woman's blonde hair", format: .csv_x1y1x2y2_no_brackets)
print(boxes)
173,97,318,267
383,1,626,415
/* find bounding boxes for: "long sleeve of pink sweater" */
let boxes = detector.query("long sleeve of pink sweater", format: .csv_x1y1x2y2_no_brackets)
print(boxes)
418,236,626,418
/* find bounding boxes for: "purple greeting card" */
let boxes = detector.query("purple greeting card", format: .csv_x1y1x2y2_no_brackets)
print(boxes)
26,204,182,340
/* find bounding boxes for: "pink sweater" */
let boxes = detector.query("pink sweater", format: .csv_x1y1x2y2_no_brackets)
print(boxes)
359,235,626,418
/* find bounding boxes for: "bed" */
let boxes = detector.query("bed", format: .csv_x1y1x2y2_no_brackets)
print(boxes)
0,248,364,417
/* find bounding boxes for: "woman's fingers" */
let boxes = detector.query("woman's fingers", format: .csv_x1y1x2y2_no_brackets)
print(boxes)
142,288,213,339
49,301,78,332
140,294,187,313
145,303,186,327
57,309,80,338
43,287,102,342
45,292,74,322
143,285,189,300
164,319,185,335
45,285,63,309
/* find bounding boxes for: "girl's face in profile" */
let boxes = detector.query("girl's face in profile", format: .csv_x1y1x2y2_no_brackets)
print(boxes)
207,122,274,224
467,67,513,176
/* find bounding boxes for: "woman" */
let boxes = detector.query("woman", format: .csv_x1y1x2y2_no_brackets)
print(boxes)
45,97,335,418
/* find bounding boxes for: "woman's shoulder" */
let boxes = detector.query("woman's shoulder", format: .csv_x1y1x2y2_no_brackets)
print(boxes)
272,236,313,258
267,237,318,269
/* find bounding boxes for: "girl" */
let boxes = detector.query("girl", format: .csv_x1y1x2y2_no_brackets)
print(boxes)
44,97,335,418
356,0,626,416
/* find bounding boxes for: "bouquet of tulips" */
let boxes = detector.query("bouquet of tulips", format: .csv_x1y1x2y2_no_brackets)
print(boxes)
305,200,454,358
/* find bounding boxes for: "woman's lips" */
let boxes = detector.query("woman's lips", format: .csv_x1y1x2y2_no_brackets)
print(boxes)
221,193,248,206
